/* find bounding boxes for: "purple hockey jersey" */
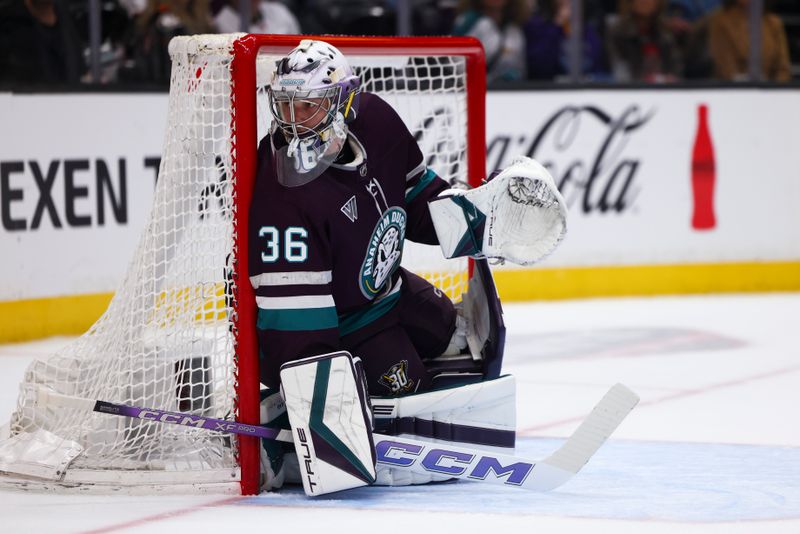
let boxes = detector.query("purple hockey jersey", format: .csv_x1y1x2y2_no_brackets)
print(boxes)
249,92,451,387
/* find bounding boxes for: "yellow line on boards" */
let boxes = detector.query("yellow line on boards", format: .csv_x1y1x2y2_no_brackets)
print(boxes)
0,261,798,343
0,293,114,344
493,261,800,301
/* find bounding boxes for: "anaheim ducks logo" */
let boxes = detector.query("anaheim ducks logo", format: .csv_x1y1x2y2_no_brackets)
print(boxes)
379,360,415,394
359,207,406,298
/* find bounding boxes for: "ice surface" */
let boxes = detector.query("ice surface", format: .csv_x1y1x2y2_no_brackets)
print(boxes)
1,294,798,533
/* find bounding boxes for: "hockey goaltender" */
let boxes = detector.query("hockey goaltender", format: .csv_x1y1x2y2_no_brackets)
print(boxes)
248,39,574,495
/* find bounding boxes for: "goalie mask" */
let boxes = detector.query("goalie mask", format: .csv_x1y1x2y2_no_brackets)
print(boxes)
267,39,361,187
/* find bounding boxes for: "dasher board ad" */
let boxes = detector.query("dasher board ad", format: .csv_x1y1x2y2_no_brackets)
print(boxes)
486,90,800,268
1,89,800,302
0,93,167,301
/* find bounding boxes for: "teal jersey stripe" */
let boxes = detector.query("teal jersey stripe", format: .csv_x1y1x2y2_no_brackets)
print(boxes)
405,167,436,204
338,290,401,337
257,306,338,331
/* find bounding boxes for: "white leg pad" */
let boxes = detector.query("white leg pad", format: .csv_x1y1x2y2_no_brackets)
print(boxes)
371,375,516,486
280,351,376,496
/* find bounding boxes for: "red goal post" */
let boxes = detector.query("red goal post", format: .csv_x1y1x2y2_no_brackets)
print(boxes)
232,35,486,494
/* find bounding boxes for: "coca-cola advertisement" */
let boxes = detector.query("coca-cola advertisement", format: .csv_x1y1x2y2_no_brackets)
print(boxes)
1,90,799,302
487,103,652,216
485,90,799,268
691,104,716,231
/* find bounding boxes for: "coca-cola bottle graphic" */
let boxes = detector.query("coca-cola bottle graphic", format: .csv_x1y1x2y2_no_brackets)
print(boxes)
691,104,716,230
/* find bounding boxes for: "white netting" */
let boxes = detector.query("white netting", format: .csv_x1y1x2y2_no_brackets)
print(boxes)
0,34,475,493
255,49,471,300
0,35,241,492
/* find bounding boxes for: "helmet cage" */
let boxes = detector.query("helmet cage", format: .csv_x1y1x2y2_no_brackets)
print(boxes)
267,86,344,142
265,39,361,186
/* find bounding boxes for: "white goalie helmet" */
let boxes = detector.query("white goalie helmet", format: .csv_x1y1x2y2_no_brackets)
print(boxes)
267,39,361,186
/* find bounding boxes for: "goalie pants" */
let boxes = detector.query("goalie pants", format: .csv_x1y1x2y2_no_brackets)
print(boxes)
341,269,456,396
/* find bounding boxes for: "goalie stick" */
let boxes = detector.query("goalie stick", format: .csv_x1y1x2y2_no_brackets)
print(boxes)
34,383,638,492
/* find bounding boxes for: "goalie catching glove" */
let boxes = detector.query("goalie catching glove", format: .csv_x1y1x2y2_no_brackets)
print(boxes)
428,156,567,266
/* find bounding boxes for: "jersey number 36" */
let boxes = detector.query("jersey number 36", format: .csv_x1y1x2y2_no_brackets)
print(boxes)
259,226,308,263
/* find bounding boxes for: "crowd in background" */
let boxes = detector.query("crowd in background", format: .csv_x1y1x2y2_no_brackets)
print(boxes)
0,0,796,86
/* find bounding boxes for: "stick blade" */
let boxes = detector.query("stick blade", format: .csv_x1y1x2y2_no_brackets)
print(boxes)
542,383,639,477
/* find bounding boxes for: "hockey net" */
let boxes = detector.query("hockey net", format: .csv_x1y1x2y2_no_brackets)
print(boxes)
0,34,486,494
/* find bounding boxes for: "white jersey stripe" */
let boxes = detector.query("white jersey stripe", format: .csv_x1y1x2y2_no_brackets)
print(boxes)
405,161,426,182
256,294,335,310
250,271,333,288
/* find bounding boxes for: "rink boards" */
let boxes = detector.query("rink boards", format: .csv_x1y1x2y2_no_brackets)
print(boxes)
1,89,799,341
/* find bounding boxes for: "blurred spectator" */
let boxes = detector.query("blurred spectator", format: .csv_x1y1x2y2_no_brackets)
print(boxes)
412,0,460,36
676,16,710,77
664,1,719,53
301,0,395,35
85,1,136,84
707,0,791,81
121,0,212,83
452,0,530,83
119,0,150,17
524,0,608,80
212,0,300,34
607,0,683,82
667,0,720,21
660,0,720,78
136,0,212,34
0,0,85,85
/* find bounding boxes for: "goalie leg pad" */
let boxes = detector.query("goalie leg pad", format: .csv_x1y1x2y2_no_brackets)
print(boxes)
259,389,289,492
259,390,302,491
371,375,516,486
280,351,376,496
426,258,506,387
